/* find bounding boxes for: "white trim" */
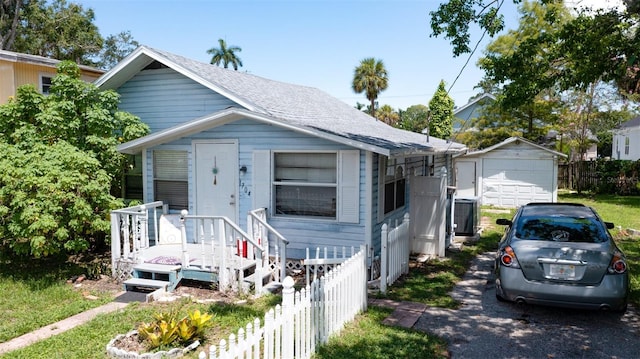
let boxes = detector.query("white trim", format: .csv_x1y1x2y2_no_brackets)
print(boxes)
116,108,398,157
364,152,373,252
142,150,148,203
453,93,496,115
95,46,259,112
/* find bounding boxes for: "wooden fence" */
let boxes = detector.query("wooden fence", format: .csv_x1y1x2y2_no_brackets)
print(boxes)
380,213,411,294
558,161,599,191
199,245,368,359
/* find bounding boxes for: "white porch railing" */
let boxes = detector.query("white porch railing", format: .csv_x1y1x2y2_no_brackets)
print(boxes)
380,213,411,294
110,202,287,295
199,245,368,359
179,210,264,292
247,208,289,284
110,201,166,279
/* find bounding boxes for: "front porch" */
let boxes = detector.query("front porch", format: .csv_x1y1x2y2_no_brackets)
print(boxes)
110,201,289,298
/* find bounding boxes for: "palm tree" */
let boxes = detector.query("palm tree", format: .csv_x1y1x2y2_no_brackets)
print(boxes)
352,58,388,118
207,39,243,70
376,104,400,126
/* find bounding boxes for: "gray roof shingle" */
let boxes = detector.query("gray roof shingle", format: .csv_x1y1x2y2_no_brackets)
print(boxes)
103,46,466,156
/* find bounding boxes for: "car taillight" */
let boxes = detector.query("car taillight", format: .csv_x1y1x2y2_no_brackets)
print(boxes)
608,253,627,274
500,246,520,268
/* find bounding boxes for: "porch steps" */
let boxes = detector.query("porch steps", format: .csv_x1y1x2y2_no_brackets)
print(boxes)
127,263,182,293
123,278,170,292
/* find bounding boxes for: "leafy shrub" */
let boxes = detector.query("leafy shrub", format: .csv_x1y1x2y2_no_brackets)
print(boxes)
137,309,213,350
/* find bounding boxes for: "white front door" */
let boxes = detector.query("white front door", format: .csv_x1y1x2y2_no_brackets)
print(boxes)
194,140,238,222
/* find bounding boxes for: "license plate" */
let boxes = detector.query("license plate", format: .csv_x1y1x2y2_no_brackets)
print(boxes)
549,264,576,278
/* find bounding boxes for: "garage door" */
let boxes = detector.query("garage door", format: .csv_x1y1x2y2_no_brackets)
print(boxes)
482,158,553,207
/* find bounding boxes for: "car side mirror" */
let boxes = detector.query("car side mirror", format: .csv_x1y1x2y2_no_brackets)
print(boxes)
605,222,614,229
496,218,512,226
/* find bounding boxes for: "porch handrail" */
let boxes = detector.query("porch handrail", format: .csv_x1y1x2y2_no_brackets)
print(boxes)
248,209,289,245
248,208,289,283
181,211,267,293
110,201,166,278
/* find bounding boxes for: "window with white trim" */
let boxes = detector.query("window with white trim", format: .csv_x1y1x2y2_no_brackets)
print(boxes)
274,152,337,219
40,74,53,95
382,156,406,214
625,137,630,155
153,150,188,210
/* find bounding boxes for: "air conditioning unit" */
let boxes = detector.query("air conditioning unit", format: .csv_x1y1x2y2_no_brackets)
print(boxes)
454,197,480,236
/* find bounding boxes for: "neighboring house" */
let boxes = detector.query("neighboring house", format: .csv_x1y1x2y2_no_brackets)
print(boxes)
454,137,566,207
452,93,496,134
0,49,104,104
99,46,467,262
612,116,640,161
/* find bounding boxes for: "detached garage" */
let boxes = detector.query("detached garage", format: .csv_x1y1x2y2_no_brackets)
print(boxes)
454,137,567,207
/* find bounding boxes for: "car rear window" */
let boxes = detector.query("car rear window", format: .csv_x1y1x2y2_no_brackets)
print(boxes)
515,216,608,243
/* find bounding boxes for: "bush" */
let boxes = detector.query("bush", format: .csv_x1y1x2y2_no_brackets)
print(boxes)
138,309,213,350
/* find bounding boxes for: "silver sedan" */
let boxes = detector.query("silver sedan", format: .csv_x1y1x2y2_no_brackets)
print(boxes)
494,202,629,312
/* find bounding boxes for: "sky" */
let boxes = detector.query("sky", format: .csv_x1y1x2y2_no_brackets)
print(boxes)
76,0,619,111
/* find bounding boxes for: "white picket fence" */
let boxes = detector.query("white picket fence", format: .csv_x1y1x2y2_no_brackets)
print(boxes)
303,246,356,287
379,213,411,294
199,245,368,359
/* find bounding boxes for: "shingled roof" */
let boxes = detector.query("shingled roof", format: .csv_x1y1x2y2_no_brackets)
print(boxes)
97,46,466,157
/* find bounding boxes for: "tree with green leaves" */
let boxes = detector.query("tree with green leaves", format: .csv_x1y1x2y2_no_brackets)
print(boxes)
97,31,140,70
0,61,149,257
352,57,389,118
397,104,429,133
428,80,454,138
431,0,640,106
207,38,243,70
1,0,138,68
12,0,103,63
376,104,400,126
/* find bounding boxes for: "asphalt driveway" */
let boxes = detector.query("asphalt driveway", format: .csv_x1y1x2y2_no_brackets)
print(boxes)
413,252,640,359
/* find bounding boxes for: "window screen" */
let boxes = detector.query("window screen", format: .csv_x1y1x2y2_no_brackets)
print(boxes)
153,150,188,210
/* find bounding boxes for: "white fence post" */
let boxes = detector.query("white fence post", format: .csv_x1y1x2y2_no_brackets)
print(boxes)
180,209,190,269
403,213,411,275
281,276,295,358
380,223,389,293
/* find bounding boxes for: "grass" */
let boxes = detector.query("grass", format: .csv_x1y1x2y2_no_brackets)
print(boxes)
1,192,638,358
2,295,280,359
313,306,448,359
0,256,113,343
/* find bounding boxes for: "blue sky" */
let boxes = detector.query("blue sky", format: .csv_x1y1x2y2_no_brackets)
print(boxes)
79,0,524,110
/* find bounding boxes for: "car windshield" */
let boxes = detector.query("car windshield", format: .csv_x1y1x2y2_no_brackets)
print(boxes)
515,215,608,243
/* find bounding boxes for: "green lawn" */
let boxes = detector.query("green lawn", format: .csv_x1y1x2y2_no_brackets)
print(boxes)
1,193,638,358
0,256,113,343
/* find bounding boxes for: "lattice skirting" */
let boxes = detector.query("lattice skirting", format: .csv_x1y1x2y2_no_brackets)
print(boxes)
113,259,136,283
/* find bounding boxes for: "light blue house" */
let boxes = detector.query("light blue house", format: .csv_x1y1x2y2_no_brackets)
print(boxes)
101,46,466,294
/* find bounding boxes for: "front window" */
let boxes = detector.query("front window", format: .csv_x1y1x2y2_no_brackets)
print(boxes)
382,157,406,214
274,152,337,219
625,137,630,155
153,150,188,210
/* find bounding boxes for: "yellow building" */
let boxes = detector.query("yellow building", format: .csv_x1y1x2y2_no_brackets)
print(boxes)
0,49,104,104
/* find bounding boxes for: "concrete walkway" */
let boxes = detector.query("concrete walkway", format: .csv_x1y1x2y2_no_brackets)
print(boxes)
368,298,428,328
0,291,146,355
